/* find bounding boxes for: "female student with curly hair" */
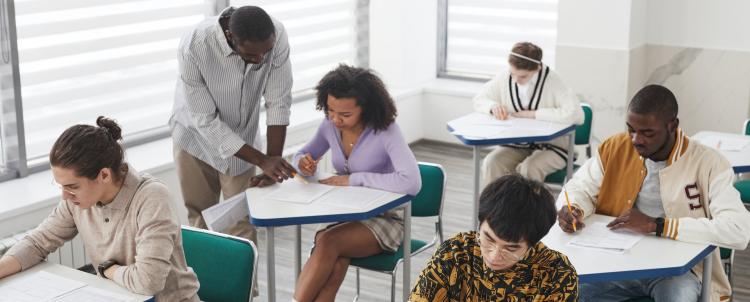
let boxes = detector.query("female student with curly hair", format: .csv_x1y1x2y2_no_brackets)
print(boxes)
291,65,421,301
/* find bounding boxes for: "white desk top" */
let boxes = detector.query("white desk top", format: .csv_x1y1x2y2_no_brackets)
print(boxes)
245,182,410,227
542,214,713,283
0,261,152,301
446,113,575,146
693,131,750,173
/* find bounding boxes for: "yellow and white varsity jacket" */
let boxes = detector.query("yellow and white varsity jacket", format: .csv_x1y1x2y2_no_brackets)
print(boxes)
558,129,750,302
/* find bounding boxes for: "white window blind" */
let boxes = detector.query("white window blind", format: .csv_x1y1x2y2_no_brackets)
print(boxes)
14,0,206,164
231,0,362,95
443,0,558,78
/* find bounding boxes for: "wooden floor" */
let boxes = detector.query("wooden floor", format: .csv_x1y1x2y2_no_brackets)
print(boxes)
251,140,750,302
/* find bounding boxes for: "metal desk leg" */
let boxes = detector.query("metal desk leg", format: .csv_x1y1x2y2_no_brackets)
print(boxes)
266,227,276,302
700,251,712,302
402,203,412,302
565,131,576,183
473,146,480,231
294,225,301,283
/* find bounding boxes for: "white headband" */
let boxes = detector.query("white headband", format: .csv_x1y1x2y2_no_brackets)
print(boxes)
509,52,541,64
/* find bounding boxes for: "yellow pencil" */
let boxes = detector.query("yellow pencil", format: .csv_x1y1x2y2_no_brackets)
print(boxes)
291,172,309,184
564,189,577,232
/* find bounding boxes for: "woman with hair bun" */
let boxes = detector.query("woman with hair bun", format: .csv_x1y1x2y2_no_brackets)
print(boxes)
0,117,200,301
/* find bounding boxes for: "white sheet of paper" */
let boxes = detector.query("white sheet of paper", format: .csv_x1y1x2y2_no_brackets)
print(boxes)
316,186,389,209
264,181,335,204
201,192,249,233
698,136,750,151
54,286,131,302
568,222,644,253
0,271,86,302
448,113,559,138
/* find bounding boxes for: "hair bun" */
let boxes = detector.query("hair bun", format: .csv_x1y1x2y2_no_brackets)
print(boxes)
96,116,122,141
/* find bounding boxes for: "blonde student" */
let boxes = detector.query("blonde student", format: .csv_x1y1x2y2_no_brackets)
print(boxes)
474,41,583,185
0,117,199,301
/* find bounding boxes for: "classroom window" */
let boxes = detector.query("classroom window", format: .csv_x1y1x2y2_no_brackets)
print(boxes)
438,0,558,80
230,0,369,96
1,0,368,181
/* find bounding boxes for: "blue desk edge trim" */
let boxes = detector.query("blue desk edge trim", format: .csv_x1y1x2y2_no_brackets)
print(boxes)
446,124,576,146
249,194,414,227
579,245,716,283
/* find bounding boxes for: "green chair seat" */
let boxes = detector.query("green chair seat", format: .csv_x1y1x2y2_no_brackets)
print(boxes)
350,239,428,272
544,164,581,184
734,179,750,204
182,226,256,302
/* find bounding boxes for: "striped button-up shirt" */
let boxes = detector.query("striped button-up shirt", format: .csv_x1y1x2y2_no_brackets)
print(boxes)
170,8,292,176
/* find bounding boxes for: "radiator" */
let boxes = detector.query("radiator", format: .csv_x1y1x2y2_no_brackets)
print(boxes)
0,230,88,269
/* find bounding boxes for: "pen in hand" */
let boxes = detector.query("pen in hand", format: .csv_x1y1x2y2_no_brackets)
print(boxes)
564,189,577,232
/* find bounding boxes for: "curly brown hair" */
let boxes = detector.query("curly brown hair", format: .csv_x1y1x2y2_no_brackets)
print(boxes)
315,64,397,132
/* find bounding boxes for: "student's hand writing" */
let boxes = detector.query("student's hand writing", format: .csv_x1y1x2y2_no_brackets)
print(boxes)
557,205,585,233
259,155,296,182
607,208,656,234
319,175,349,186
490,105,509,120
248,174,277,188
511,110,536,119
298,153,318,176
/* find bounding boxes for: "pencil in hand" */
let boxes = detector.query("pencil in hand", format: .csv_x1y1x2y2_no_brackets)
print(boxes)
564,189,577,232
291,171,309,184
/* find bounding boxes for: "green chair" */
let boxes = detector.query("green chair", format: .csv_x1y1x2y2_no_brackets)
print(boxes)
181,226,258,302
350,162,446,302
544,103,593,184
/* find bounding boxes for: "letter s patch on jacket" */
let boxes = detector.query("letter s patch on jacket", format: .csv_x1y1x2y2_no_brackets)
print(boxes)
684,183,702,210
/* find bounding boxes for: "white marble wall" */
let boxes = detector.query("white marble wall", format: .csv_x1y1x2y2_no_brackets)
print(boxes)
556,44,750,148
634,45,750,136
556,45,630,146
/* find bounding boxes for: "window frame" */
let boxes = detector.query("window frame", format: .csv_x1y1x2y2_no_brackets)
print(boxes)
1,0,370,182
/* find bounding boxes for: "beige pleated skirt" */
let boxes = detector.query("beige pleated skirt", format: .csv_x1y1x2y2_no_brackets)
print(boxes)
317,209,404,253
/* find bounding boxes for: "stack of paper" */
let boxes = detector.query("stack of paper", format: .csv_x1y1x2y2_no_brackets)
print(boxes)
264,181,334,204
316,186,389,209
0,271,131,302
448,113,560,139
568,222,644,254
201,193,250,233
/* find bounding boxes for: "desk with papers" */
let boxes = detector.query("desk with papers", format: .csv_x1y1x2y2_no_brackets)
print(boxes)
447,113,577,230
693,131,750,173
0,261,152,302
202,175,414,302
542,214,715,302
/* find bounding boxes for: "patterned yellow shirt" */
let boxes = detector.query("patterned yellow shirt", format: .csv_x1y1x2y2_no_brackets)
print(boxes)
410,232,578,302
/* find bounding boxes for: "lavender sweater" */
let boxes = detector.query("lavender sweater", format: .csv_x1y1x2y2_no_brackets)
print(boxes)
293,119,421,196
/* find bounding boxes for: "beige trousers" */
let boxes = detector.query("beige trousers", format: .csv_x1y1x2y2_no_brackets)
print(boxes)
173,144,257,244
481,146,566,187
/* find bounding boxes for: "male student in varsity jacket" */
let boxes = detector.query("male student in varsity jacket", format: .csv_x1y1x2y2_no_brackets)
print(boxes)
557,84,750,302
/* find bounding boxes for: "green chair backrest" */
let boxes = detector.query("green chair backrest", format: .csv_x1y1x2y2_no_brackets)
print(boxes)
735,180,750,204
411,163,446,217
181,226,256,302
744,118,750,135
575,103,593,145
